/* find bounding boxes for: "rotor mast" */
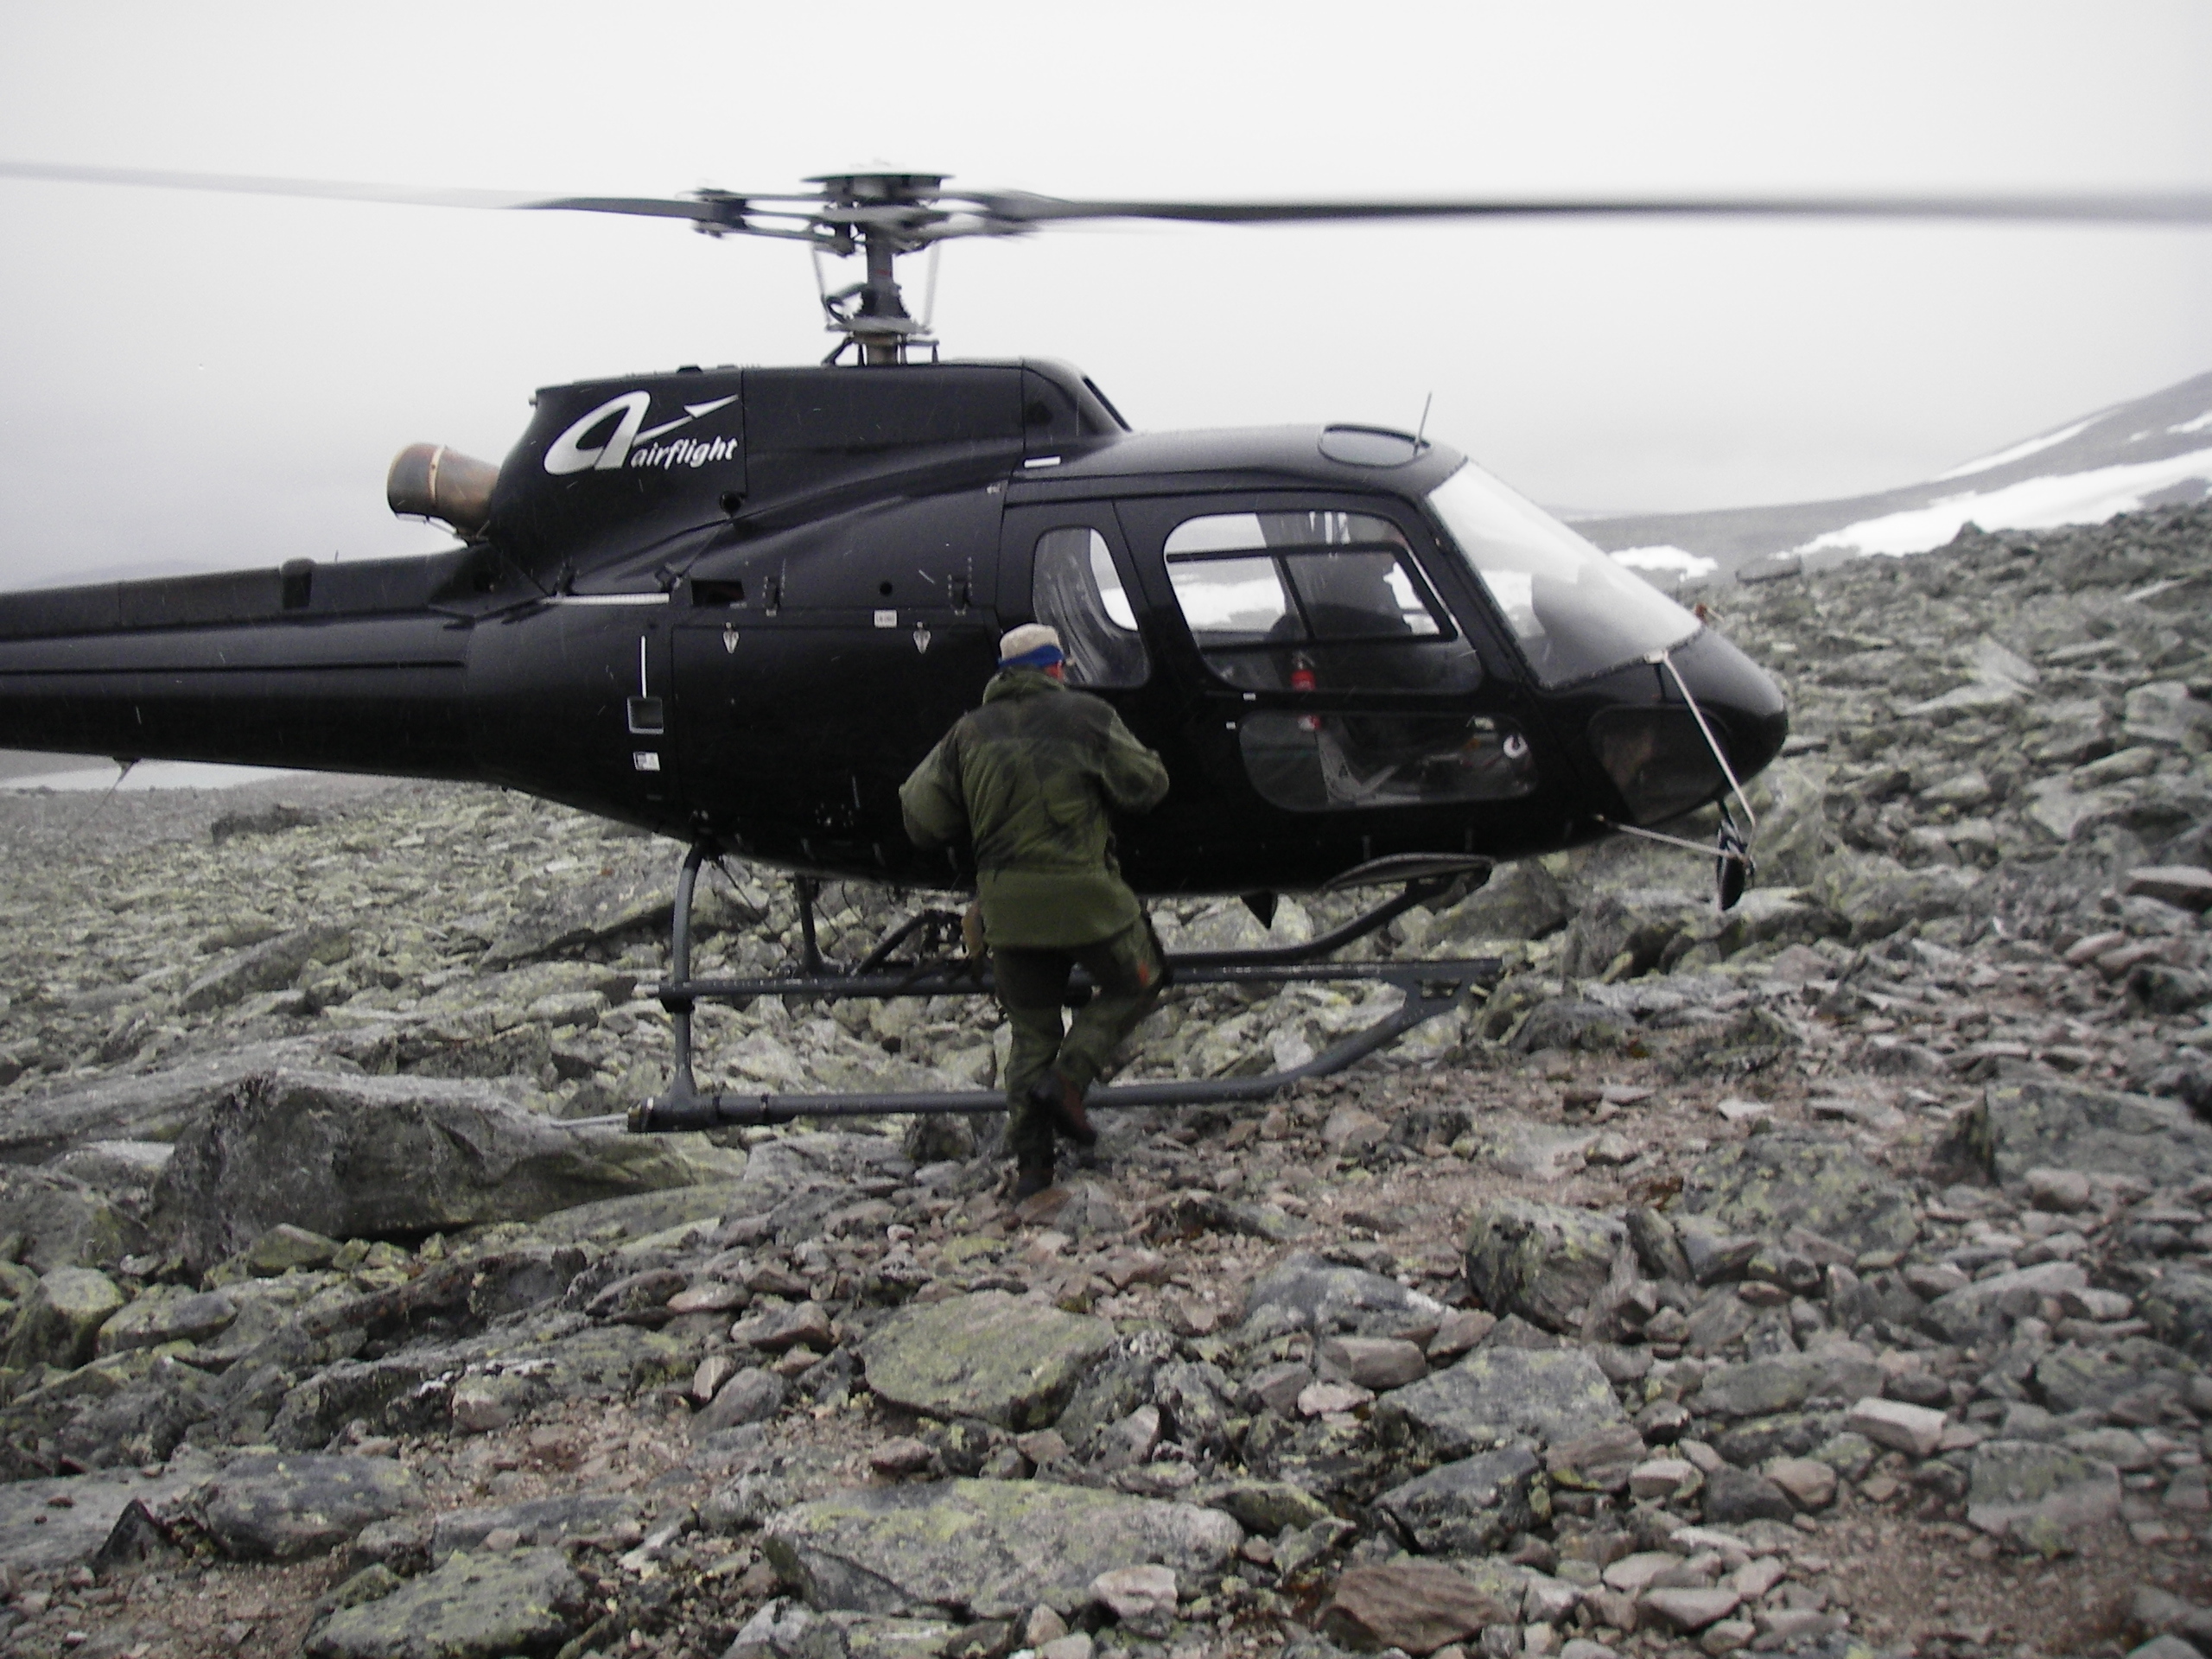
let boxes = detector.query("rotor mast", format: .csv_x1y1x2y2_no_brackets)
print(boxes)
812,171,945,365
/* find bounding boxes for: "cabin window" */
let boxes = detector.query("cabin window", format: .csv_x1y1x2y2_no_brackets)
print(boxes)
1032,527,1150,688
1241,712,1537,810
1161,510,1480,693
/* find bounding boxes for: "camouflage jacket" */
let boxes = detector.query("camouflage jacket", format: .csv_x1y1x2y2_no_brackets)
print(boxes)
899,667,1169,947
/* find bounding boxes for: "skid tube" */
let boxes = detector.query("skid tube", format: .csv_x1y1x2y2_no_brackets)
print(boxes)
627,842,1501,1134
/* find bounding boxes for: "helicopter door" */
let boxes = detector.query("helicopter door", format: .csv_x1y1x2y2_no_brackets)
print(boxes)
1001,506,1153,691
1116,497,1538,815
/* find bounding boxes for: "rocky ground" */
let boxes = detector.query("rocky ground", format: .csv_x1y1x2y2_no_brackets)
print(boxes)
0,504,2209,1659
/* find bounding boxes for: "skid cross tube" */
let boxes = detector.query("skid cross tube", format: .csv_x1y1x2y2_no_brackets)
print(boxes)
631,842,1499,1133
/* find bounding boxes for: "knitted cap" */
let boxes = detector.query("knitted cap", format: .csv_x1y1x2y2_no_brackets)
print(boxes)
998,623,1065,668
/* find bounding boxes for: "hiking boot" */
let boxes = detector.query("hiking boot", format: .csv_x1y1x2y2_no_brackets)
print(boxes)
1014,1154,1055,1201
1026,1071,1096,1148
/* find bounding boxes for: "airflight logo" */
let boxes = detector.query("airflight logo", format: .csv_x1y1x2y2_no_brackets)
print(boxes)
543,391,738,476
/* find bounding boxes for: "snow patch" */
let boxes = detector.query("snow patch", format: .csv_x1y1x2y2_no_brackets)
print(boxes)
1611,544,1718,580
2169,410,2212,436
1797,448,2212,559
1934,416,2096,482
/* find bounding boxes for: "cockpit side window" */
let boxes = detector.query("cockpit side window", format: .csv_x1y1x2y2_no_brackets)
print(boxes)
1160,510,1479,694
1033,525,1150,688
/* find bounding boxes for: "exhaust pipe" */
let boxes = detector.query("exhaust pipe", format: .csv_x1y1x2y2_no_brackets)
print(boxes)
387,443,499,535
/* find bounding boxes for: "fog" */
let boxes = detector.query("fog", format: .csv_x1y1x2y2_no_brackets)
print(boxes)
1,1,2208,591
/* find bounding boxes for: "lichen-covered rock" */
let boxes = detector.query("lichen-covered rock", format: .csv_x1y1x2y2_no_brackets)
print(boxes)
861,1291,1116,1430
1376,1344,1626,1459
151,1066,745,1269
2138,1270,2212,1363
181,923,353,1014
761,1478,1241,1620
1953,1074,2212,1189
305,1545,589,1658
1675,1128,1918,1255
3,1266,125,1369
1375,1446,1541,1554
1463,1198,1624,1332
94,1286,238,1356
190,1452,425,1560
1965,1439,2121,1555
1920,1261,2086,1347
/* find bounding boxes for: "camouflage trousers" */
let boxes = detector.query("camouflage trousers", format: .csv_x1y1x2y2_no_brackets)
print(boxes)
992,915,1166,1159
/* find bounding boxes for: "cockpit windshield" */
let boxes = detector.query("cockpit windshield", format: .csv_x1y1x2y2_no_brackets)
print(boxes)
1427,461,1700,688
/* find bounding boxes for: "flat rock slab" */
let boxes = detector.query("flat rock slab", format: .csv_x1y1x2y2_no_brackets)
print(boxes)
151,1066,743,1269
0,1166,147,1273
761,1478,1242,1620
1319,1559,1522,1655
1956,1075,2212,1190
0,1461,216,1572
863,1291,1116,1429
1921,1261,2087,1348
1675,1128,1918,1255
0,1039,323,1164
1463,1198,1624,1333
1376,1344,1627,1459
306,1546,589,1659
1242,1253,1445,1340
192,1452,425,1560
1966,1439,2121,1556
430,1492,643,1558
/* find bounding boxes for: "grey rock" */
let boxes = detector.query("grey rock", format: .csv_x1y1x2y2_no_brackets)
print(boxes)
429,1492,642,1558
1694,1355,1831,1421
1192,1478,1332,1535
94,1285,238,1356
761,1478,1242,1620
1921,1261,2086,1347
1508,997,1628,1054
306,1545,589,1658
1376,1446,1541,1554
1955,1074,2212,1190
192,1453,426,1560
0,1165,149,1271
3,1266,125,1369
1241,1252,1445,1340
482,865,672,966
1560,887,1709,980
1675,1128,1919,1255
1545,1424,1649,1492
2139,1271,2212,1363
696,1367,789,1433
1702,1465,1795,1525
181,923,353,1014
1428,861,1572,946
0,1460,215,1571
0,1040,324,1164
151,1066,743,1269
1376,1344,1627,1459
1463,1198,1624,1333
862,1291,1116,1430
1966,1439,2122,1555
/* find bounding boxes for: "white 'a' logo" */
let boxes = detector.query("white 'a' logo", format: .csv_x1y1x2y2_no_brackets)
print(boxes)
544,391,652,475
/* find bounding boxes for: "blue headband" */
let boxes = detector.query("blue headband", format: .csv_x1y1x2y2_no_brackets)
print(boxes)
1001,644,1065,669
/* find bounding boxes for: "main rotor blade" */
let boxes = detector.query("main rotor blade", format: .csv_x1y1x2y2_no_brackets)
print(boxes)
960,188,2212,228
0,160,808,222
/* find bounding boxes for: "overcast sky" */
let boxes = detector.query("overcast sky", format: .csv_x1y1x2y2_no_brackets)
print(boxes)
1,0,2209,591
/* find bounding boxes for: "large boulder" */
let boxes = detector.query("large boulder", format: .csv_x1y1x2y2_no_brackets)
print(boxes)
1559,888,1710,980
862,1291,1116,1430
149,1067,745,1270
188,1453,424,1560
761,1478,1242,1620
1463,1199,1624,1332
1375,1447,1541,1554
1675,1128,1918,1255
1425,862,1571,947
1952,1074,2212,1190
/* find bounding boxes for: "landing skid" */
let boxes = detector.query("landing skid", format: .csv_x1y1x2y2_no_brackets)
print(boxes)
626,843,1502,1133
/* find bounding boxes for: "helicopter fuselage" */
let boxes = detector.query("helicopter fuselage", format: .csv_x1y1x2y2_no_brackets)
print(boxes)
0,358,1786,898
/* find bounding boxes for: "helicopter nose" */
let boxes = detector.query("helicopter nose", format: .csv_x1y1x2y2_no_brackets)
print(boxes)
1673,626,1789,785
1585,626,1789,826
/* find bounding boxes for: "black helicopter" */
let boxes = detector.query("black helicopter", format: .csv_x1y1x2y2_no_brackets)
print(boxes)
0,164,2200,1128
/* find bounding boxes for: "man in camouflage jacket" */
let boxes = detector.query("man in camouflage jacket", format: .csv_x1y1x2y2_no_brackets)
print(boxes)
900,624,1171,1198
